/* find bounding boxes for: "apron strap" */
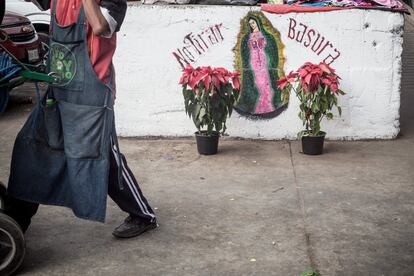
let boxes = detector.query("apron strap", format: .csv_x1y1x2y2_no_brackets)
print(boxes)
51,0,58,20
50,1,87,34
50,0,58,34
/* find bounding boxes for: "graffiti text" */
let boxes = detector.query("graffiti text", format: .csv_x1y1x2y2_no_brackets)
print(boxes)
287,18,341,65
172,24,224,69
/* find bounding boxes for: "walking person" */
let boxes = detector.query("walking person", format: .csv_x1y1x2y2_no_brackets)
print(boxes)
6,0,157,238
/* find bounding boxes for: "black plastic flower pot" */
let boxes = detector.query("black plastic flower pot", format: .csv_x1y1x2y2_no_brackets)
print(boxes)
301,132,326,155
195,131,220,155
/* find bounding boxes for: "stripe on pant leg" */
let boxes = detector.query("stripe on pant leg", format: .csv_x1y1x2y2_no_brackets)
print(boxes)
111,139,155,220
110,139,155,217
111,141,155,218
119,156,155,218
114,147,155,218
111,146,151,218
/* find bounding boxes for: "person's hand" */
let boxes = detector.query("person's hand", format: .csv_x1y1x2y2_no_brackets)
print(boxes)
82,0,110,36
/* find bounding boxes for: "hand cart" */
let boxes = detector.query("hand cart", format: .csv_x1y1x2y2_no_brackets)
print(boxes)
0,30,56,113
0,29,57,276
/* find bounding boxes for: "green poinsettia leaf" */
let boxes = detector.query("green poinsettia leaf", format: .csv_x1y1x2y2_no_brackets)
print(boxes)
326,113,333,120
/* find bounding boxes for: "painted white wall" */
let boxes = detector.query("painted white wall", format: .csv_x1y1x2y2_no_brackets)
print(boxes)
114,4,404,139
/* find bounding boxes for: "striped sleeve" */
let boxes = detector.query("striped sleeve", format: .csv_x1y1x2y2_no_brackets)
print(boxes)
100,0,127,32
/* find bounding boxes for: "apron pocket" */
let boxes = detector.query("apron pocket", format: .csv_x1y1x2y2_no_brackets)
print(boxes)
59,100,106,159
44,102,64,150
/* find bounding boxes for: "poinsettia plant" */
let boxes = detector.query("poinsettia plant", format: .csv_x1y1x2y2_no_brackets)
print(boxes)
278,62,345,137
179,64,240,136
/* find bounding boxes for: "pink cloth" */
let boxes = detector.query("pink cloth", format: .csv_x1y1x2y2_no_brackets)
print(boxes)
249,31,275,114
371,0,403,8
261,4,344,13
261,3,408,14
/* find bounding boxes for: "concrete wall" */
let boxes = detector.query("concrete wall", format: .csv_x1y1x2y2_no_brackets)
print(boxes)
114,4,404,139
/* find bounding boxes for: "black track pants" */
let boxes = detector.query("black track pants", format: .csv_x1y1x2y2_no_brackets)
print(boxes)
108,140,156,223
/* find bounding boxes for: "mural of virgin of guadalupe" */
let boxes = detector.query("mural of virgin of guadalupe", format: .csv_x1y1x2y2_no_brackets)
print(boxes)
234,12,287,119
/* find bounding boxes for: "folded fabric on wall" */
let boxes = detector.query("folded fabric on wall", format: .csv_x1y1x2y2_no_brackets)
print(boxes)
196,0,258,5
261,0,408,13
261,4,343,11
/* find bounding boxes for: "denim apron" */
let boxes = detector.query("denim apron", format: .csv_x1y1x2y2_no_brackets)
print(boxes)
7,2,119,222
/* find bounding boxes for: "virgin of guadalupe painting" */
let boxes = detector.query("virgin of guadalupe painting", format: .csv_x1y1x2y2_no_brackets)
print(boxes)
234,12,287,119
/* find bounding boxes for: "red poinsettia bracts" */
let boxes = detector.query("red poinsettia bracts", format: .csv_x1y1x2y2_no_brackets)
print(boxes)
322,74,340,93
299,63,323,93
319,62,336,75
277,62,341,94
179,64,240,92
178,64,193,86
179,64,241,136
177,65,198,89
277,61,345,137
277,71,298,90
230,72,241,90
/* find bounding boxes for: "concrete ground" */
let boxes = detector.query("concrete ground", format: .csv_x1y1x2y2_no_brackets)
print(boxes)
0,10,413,276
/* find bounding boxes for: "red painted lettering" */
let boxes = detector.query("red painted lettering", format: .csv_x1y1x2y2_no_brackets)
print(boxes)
215,23,224,40
311,34,325,53
182,46,195,62
172,23,225,68
296,23,308,43
323,48,341,65
288,18,297,40
172,49,189,69
286,19,341,65
184,33,203,55
198,33,209,49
